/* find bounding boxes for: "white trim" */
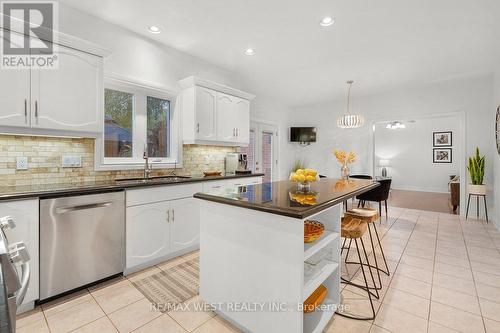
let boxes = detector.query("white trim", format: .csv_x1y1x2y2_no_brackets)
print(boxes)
247,120,280,181
391,186,450,193
94,76,182,171
178,76,255,100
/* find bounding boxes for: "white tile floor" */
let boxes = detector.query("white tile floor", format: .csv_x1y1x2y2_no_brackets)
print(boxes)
16,207,500,333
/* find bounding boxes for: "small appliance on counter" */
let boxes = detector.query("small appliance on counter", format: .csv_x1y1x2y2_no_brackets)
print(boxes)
226,153,251,175
235,153,251,175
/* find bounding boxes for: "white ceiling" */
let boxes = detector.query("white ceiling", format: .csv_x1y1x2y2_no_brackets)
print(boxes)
60,0,500,107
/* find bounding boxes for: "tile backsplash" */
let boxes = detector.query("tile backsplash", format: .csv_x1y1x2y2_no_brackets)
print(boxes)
0,135,236,187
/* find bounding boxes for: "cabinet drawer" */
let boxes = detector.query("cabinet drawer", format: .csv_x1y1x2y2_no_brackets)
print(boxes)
126,183,202,207
202,180,227,192
225,177,263,188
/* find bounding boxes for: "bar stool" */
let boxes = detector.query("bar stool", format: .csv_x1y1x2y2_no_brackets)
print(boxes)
345,208,389,274
337,216,377,321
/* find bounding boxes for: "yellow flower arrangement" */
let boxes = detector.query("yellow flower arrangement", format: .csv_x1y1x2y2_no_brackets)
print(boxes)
333,149,357,165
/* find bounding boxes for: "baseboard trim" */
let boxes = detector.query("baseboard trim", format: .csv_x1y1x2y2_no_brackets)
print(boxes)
391,186,449,194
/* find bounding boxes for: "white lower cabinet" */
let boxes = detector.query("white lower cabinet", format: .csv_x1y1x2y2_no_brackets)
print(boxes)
0,199,39,313
125,183,202,272
126,201,171,269
170,198,200,253
125,178,261,272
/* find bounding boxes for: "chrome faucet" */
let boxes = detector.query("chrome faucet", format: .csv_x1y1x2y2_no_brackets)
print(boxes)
143,147,152,179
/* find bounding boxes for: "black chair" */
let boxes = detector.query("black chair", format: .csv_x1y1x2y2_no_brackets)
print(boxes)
356,179,392,217
349,175,373,180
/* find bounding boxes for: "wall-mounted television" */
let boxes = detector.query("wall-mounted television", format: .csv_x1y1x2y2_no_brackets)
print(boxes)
290,127,317,143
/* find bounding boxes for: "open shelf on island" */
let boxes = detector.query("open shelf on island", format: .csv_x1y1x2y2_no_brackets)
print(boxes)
303,299,337,333
303,259,339,302
304,230,338,261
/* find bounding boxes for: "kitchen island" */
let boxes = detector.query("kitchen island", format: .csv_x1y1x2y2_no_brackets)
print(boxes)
194,178,378,333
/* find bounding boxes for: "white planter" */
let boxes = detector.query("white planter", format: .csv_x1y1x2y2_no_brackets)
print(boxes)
468,184,486,195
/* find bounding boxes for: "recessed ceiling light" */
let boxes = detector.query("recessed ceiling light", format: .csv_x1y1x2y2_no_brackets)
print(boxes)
320,16,334,27
244,48,256,56
148,25,161,34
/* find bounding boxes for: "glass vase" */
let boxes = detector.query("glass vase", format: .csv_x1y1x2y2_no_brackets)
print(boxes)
341,164,350,180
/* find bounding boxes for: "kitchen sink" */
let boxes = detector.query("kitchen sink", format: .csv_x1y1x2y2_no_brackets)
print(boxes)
115,175,191,185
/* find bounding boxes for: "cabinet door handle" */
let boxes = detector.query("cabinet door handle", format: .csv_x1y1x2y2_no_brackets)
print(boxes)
196,123,200,133
35,100,38,120
24,99,27,123
236,128,239,137
166,209,170,223
172,209,175,222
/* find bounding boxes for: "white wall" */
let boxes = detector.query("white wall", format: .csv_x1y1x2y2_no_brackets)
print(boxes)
492,68,500,228
374,116,461,193
57,4,291,179
289,74,494,216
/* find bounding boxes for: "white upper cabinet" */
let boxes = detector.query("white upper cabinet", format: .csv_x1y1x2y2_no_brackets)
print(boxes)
31,45,103,132
0,69,31,128
0,36,105,136
195,87,217,141
216,92,237,142
234,98,250,144
179,76,254,146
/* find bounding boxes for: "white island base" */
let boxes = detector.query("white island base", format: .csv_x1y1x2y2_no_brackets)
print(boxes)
199,201,342,333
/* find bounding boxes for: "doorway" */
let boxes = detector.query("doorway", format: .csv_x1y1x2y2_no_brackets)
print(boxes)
240,121,279,182
372,112,465,215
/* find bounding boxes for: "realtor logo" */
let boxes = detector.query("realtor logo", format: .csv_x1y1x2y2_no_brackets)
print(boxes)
1,1,58,69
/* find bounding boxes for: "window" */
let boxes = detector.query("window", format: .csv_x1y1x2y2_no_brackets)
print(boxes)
104,89,133,158
147,96,170,158
96,78,179,170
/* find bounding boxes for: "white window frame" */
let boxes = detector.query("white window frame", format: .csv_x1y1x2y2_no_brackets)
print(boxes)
94,76,181,171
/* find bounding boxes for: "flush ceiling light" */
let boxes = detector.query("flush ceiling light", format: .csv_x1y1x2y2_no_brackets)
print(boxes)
337,80,365,129
148,25,161,34
386,121,406,129
320,16,334,27
244,48,256,56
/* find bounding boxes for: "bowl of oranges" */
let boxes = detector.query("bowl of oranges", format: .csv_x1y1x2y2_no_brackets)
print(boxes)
290,168,318,191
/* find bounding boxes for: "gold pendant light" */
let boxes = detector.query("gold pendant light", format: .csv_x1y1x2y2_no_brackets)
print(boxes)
337,80,364,129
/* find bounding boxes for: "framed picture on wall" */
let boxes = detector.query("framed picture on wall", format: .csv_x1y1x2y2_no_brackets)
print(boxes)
433,148,452,163
433,131,452,147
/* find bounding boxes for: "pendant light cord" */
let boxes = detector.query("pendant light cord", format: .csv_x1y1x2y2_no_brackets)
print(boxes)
346,80,354,115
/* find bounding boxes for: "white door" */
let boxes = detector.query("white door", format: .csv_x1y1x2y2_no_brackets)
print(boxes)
216,92,236,142
126,201,170,269
235,98,250,144
31,44,103,132
0,199,39,309
0,33,31,128
241,122,279,182
195,87,217,141
170,198,200,253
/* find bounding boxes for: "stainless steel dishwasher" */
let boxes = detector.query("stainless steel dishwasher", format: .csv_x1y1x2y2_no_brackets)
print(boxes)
40,191,125,300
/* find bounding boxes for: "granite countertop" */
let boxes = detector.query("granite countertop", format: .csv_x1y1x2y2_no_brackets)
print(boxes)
0,173,264,201
194,178,379,219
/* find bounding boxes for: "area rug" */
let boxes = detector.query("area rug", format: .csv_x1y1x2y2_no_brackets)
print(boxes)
132,256,199,312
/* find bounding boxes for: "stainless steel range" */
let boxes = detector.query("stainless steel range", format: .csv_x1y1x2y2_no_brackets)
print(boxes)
40,191,125,300
0,216,31,332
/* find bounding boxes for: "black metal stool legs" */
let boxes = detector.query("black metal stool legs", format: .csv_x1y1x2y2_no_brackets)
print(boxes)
337,238,376,321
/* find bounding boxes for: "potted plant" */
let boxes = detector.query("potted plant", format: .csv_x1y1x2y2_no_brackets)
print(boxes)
467,147,486,195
